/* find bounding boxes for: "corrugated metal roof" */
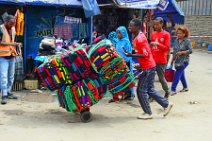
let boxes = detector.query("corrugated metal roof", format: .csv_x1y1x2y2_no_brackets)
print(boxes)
178,0,212,16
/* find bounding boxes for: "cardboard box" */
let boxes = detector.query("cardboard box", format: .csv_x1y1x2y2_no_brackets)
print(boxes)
24,80,38,90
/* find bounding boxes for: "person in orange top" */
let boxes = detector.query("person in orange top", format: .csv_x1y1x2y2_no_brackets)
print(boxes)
0,15,22,105
150,17,171,99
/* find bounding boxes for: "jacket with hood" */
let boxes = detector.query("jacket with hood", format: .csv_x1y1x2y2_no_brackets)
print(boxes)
116,26,133,71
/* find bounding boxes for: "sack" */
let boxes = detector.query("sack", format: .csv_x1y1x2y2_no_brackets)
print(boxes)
165,69,175,82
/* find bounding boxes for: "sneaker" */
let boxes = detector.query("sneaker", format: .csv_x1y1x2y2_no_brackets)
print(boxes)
137,113,153,120
171,91,177,96
180,88,189,93
1,96,7,105
7,92,18,99
164,91,170,99
164,102,174,117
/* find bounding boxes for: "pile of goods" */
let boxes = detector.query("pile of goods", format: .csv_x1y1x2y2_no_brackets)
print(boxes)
37,37,135,113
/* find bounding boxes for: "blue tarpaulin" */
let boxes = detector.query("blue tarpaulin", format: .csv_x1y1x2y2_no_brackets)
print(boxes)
154,0,184,24
82,0,101,18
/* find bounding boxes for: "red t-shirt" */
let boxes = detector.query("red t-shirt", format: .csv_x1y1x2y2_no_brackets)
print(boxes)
151,30,170,64
133,32,155,70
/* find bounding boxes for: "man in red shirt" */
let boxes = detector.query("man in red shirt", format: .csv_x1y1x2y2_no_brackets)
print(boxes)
150,17,170,98
125,19,173,119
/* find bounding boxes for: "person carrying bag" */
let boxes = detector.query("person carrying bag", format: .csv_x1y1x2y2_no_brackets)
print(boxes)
171,25,192,96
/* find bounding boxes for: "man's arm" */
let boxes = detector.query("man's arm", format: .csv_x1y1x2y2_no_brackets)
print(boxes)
0,42,20,47
122,46,144,58
126,53,143,58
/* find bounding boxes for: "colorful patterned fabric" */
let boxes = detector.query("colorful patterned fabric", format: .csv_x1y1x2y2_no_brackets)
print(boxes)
37,38,135,113
56,78,107,112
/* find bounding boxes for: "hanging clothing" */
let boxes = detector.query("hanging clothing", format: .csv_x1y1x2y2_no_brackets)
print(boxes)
54,24,72,40
15,9,25,36
79,23,89,38
14,56,24,82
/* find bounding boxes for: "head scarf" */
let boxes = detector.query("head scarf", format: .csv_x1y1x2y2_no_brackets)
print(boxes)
108,31,118,46
115,26,132,66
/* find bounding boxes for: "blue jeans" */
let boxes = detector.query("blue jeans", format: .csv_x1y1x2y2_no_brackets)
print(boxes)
137,67,169,115
0,57,15,96
171,62,188,92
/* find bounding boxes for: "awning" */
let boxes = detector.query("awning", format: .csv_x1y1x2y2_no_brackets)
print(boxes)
0,0,82,7
112,0,160,9
154,0,184,24
97,0,161,9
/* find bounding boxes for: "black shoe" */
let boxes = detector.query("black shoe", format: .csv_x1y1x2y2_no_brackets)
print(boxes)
7,92,18,99
164,92,170,99
108,99,115,103
1,96,7,105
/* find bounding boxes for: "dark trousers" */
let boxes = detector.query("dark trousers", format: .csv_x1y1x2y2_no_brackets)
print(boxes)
156,64,169,93
137,67,169,115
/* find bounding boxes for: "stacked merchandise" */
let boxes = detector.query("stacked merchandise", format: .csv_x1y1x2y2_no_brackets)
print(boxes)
57,78,107,112
87,38,135,101
37,37,135,113
37,47,106,112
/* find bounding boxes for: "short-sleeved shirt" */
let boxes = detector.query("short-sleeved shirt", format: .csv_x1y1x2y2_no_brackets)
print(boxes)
151,30,170,64
133,32,156,70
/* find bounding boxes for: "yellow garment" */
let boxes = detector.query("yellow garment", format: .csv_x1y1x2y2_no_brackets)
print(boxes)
15,9,24,36
0,24,17,56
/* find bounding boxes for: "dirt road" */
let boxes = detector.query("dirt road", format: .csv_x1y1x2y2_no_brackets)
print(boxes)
0,49,212,141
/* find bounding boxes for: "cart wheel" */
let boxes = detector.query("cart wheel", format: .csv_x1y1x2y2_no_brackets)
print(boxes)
80,111,92,123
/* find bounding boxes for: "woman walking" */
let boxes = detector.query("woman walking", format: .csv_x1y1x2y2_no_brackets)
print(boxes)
171,25,192,95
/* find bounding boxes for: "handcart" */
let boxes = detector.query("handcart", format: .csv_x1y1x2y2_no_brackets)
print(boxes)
37,37,136,123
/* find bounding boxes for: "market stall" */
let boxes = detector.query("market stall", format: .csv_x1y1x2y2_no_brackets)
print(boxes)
0,0,98,91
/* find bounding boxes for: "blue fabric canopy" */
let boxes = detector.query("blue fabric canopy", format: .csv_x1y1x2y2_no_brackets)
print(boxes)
81,0,101,18
97,0,161,9
112,0,160,9
154,0,184,24
0,0,82,6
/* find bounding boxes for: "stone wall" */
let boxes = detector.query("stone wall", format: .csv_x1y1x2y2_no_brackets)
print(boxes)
184,16,212,45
